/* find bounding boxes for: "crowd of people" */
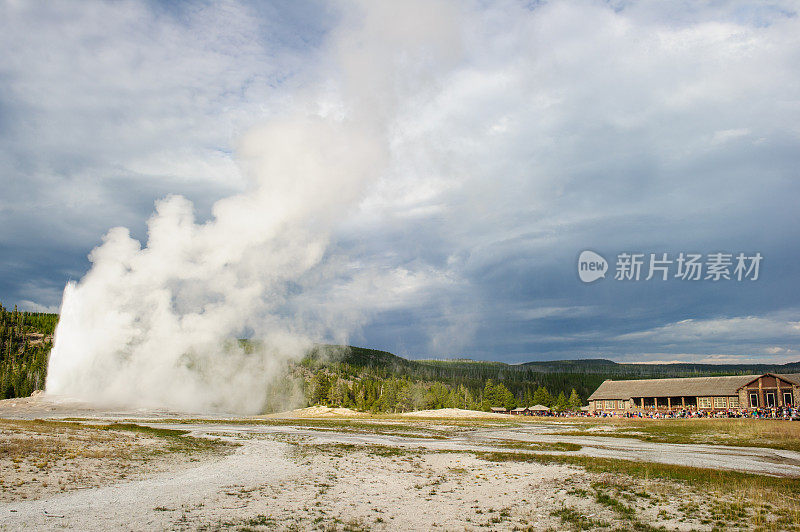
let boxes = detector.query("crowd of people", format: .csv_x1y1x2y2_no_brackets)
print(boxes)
584,406,800,420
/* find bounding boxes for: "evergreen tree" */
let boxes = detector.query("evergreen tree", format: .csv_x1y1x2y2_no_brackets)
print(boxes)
522,386,534,407
396,380,413,412
308,372,330,405
0,304,57,399
326,376,350,406
568,388,582,411
495,383,517,410
532,386,553,407
481,379,496,410
554,391,569,412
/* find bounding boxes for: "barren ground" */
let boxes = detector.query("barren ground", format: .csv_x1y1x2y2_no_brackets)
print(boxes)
1,395,799,531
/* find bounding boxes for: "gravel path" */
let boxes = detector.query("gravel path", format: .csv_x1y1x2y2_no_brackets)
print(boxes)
1,438,299,530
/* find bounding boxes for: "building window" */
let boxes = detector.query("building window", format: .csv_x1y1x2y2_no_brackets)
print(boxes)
605,400,615,410
749,393,759,408
784,392,793,406
714,397,726,409
766,392,776,407
698,397,712,409
728,397,739,408
618,400,625,409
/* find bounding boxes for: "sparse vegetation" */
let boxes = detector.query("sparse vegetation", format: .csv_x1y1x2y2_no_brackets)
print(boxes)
0,419,233,502
491,439,582,452
474,449,800,495
553,418,800,452
551,506,610,530
4,413,799,530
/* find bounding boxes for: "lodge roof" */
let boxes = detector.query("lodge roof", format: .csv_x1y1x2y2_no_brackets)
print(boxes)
587,374,761,401
528,404,551,411
776,373,800,385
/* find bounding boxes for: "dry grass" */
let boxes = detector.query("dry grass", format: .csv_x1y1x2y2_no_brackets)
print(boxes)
0,419,231,502
552,418,800,452
620,419,800,451
475,449,800,530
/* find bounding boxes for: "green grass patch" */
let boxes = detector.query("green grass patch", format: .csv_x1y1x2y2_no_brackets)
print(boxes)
295,442,417,458
550,506,610,530
91,423,190,438
27,419,234,454
595,491,635,518
491,439,581,452
75,416,479,435
299,425,448,439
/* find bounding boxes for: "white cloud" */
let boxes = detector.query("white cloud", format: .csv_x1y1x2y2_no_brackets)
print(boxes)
0,0,317,255
615,315,800,343
710,128,751,145
512,306,600,320
18,300,59,314
615,350,800,365
3,0,800,364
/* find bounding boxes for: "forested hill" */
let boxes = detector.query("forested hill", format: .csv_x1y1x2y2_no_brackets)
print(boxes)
294,345,800,413
518,358,800,376
0,304,57,398
309,345,800,380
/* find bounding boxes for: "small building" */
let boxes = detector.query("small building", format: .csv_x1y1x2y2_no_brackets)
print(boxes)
510,407,528,415
490,406,509,414
528,404,551,415
587,373,800,413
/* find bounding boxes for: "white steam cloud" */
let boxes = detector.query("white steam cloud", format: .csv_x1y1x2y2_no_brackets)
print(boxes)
45,0,462,413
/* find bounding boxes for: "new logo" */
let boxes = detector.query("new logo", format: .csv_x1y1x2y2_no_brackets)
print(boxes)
578,250,608,283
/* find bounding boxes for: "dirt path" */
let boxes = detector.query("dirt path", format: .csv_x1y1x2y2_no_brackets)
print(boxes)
1,438,299,530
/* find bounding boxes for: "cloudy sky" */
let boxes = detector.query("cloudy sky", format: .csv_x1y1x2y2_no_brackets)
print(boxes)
2,0,799,364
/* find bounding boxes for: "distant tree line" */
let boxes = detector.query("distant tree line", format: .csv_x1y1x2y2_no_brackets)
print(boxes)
0,303,57,399
294,347,590,413
301,371,588,413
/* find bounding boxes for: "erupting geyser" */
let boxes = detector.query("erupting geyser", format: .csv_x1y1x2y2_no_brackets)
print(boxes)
44,0,462,413
45,118,385,413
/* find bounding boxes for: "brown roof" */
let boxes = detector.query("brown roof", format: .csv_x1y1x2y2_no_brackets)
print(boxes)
776,373,800,385
588,375,760,401
528,404,551,411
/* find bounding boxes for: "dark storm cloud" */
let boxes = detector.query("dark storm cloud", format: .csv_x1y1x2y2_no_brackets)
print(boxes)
1,0,799,363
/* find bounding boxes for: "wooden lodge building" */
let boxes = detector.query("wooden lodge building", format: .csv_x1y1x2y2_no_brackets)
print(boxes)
588,373,800,412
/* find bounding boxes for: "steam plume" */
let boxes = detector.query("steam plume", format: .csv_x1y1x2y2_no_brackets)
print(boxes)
45,0,462,413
